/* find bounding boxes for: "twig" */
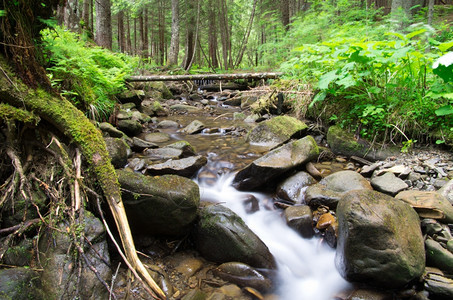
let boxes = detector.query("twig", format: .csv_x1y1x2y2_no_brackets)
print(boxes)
74,148,82,211
94,196,159,299
0,218,40,235
110,263,121,300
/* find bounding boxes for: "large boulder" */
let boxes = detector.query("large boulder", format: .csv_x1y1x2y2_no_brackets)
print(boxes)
38,213,111,300
246,116,307,149
233,136,319,191
117,170,200,236
104,137,129,168
305,170,372,209
327,126,397,161
335,190,425,288
117,119,142,136
194,204,276,269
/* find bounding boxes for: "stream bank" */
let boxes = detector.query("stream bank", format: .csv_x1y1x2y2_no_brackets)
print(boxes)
2,80,453,300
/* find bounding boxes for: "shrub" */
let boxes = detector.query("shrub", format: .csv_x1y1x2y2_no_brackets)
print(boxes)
41,26,138,120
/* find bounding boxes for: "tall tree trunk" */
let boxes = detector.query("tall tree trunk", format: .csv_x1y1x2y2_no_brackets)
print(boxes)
82,0,91,34
133,17,137,56
64,0,80,31
144,7,149,59
95,0,112,49
158,0,166,65
126,12,132,54
428,0,435,25
218,0,231,70
117,10,125,53
139,11,144,58
168,0,180,66
281,0,290,30
208,0,219,69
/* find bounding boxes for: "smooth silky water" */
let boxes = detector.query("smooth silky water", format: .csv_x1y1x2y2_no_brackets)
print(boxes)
157,113,351,299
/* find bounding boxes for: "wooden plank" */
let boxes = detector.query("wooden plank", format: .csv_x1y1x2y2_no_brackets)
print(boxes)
126,72,283,82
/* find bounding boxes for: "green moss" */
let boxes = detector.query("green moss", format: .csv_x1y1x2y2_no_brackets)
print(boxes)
0,103,40,124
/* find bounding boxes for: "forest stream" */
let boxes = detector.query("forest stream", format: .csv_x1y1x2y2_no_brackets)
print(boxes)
151,109,349,299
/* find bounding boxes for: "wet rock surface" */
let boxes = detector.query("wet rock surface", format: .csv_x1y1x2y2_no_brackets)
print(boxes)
8,82,452,300
336,190,425,288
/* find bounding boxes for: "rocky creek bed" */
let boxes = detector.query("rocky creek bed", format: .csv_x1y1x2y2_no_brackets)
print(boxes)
2,82,453,300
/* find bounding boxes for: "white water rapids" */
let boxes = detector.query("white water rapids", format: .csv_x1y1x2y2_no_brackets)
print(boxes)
195,170,351,300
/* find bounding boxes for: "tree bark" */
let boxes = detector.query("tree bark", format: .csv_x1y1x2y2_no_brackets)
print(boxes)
95,0,112,49
126,12,132,54
428,0,435,25
64,0,80,31
168,0,180,66
208,0,219,69
117,10,126,53
281,0,290,30
82,0,91,34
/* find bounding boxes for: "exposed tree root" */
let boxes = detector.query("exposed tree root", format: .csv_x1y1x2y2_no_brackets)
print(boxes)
0,56,166,299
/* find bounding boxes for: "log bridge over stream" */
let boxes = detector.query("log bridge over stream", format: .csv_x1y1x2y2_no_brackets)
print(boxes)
126,72,282,82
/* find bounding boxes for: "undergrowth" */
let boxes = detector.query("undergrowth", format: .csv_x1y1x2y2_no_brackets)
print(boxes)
41,26,138,121
267,2,453,146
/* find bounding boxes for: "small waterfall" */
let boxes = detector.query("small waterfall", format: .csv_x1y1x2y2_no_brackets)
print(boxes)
196,171,350,300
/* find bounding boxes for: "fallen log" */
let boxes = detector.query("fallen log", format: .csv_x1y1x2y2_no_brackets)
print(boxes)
126,72,283,82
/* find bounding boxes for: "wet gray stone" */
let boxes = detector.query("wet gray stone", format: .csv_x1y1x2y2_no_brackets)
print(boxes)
371,172,408,196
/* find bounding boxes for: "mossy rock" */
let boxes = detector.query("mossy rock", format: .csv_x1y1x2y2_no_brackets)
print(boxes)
145,82,173,99
246,115,308,149
327,125,398,161
117,169,200,236
0,267,43,300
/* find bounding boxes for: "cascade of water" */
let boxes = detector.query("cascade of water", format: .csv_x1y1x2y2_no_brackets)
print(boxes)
196,172,350,300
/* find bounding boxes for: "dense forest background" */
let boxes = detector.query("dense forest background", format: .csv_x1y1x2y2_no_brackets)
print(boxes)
2,0,453,145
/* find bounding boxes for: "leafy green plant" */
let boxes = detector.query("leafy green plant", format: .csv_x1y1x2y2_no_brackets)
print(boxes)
41,26,138,120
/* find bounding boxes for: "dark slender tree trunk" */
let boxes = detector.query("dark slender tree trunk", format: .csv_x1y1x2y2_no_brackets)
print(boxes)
126,12,132,54
117,10,125,53
82,0,91,34
95,0,112,49
281,0,290,30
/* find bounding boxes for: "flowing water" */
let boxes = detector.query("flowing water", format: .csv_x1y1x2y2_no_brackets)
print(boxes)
154,111,350,299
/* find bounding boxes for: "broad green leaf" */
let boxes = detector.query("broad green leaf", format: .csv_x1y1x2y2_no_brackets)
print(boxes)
317,70,338,90
336,75,356,89
438,41,453,52
435,105,453,116
309,91,327,108
433,52,453,82
442,93,453,100
406,29,426,40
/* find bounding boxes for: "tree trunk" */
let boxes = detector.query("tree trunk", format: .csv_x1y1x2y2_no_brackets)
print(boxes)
64,0,80,31
281,0,290,30
208,0,219,69
144,8,150,59
126,12,132,54
95,0,112,49
168,0,180,66
82,0,91,34
218,0,231,70
117,10,125,53
183,0,196,69
139,11,145,58
428,0,435,25
158,0,166,65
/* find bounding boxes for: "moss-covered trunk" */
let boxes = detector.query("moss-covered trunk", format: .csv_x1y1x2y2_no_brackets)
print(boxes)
0,56,165,299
